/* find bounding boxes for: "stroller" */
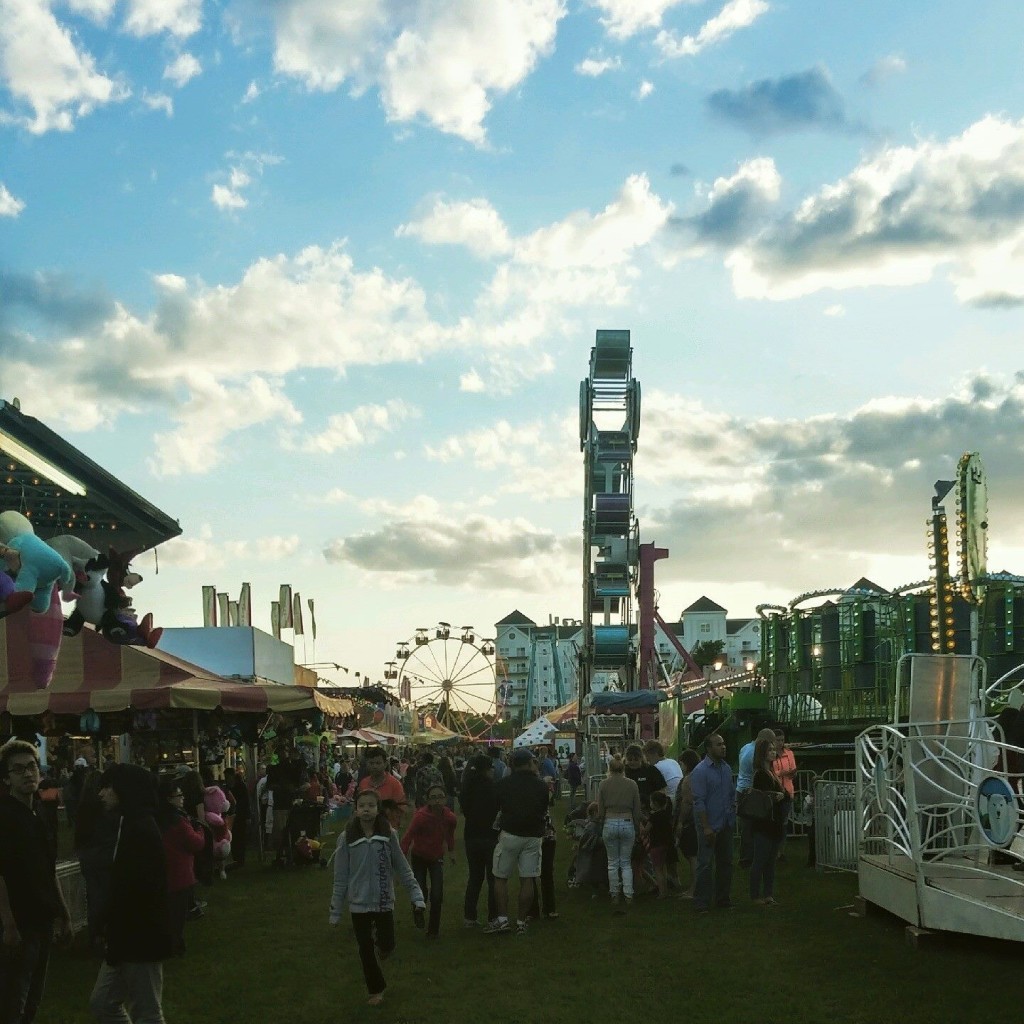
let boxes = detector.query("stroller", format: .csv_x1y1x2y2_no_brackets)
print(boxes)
568,817,607,892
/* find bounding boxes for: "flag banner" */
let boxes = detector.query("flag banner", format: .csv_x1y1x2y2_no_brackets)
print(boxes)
307,598,317,640
202,586,216,628
292,593,304,636
400,678,411,702
279,585,293,628
270,601,281,640
228,601,238,627
238,583,252,627
217,592,229,627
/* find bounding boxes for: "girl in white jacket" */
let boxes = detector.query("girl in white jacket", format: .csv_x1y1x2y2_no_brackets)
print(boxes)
329,789,425,1006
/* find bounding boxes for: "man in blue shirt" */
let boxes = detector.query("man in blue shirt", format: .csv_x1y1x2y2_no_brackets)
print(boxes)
736,728,776,868
689,733,736,913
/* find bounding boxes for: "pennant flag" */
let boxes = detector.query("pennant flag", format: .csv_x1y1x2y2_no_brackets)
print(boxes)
292,593,304,636
270,601,281,640
238,583,251,627
202,586,217,627
307,597,317,640
279,585,293,628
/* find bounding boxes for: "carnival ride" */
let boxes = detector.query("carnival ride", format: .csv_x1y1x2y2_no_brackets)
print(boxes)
576,333,705,748
390,623,499,740
579,330,641,702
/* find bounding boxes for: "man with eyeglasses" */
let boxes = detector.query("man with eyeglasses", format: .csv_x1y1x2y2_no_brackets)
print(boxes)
0,739,73,1023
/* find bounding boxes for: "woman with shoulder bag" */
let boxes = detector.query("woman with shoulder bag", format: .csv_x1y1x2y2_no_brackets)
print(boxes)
750,735,791,906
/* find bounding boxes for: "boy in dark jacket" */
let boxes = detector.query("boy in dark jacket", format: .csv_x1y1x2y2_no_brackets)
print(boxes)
90,764,174,1023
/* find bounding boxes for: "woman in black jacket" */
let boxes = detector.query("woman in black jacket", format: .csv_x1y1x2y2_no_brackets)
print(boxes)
750,736,791,907
459,754,499,927
89,764,174,1023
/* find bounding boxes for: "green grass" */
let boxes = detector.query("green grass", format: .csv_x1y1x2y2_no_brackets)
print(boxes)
43,812,1024,1024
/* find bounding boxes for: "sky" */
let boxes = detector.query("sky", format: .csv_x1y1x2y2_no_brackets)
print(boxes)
4,0,1024,698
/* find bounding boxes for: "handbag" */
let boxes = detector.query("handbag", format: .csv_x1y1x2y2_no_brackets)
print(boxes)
738,789,774,822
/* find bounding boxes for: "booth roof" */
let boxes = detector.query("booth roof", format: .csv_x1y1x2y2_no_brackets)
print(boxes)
0,613,354,717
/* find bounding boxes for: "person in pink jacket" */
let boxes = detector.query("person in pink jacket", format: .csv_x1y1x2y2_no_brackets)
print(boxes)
400,785,456,938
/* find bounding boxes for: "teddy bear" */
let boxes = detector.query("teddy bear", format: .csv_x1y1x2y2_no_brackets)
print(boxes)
0,510,76,615
59,548,161,643
202,784,233,879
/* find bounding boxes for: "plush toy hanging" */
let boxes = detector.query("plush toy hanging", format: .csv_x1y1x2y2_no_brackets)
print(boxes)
61,552,162,648
0,511,75,690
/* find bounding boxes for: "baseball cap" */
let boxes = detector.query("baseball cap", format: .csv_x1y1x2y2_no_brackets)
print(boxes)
510,747,536,766
74,757,89,768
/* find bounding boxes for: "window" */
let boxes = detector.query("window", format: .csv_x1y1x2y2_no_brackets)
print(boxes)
700,623,711,634
508,631,516,639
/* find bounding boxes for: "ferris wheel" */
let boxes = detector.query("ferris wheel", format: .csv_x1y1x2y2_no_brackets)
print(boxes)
389,622,497,739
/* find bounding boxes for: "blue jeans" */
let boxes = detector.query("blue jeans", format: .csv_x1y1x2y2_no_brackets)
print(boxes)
602,819,635,898
750,831,782,900
0,927,51,1024
694,825,734,910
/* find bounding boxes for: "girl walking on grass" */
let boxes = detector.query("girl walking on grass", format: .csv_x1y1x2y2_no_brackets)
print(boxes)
400,784,457,938
329,790,426,1006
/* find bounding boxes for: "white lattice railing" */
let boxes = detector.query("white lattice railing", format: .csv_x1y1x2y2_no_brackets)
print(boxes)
857,719,1024,906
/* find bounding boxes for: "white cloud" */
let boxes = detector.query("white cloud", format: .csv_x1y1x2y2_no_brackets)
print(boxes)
160,525,301,568
211,184,247,209
726,115,1024,305
163,52,202,88
656,0,769,58
323,502,577,591
210,152,280,212
823,303,845,317
589,0,696,40
242,80,260,103
636,79,654,100
149,376,303,476
291,400,419,454
862,54,907,87
123,0,202,38
65,0,117,21
269,0,566,144
513,173,673,269
459,369,486,393
142,90,173,116
0,0,129,133
0,182,25,217
575,55,621,77
397,197,513,259
6,176,674,464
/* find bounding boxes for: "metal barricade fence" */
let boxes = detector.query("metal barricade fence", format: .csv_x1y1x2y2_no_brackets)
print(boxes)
56,859,88,932
813,770,858,871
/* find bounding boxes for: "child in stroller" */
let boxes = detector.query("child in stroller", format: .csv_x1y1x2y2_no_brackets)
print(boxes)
566,802,607,893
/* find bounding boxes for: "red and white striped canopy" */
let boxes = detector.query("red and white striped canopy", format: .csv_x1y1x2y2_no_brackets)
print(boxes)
0,612,353,718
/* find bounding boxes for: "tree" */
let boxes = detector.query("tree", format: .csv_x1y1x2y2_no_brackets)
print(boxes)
691,639,726,668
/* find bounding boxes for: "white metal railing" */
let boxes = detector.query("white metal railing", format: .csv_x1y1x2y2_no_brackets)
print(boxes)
857,719,1024,910
813,770,857,871
56,859,88,932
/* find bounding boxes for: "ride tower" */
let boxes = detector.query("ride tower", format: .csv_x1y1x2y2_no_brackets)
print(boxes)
579,330,641,703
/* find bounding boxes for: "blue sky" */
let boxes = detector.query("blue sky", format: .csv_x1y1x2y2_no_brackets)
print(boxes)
4,0,1024,687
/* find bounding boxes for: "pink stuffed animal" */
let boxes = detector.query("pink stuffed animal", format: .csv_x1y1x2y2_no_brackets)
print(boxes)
203,785,233,876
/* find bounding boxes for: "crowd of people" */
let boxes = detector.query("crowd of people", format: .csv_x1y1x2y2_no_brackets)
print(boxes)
0,728,802,1018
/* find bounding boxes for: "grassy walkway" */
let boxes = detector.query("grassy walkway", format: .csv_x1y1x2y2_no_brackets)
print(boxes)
44,818,1023,1024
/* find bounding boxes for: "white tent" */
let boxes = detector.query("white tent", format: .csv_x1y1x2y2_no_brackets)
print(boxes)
514,715,557,748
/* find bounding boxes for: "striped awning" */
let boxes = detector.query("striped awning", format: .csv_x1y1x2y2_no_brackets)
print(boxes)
0,612,353,717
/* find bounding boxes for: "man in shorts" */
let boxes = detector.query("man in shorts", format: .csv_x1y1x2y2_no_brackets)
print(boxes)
483,748,549,935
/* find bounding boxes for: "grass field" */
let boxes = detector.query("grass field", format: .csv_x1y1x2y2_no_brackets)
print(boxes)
43,811,1024,1024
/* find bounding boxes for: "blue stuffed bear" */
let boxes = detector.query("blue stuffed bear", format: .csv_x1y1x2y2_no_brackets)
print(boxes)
2,533,75,614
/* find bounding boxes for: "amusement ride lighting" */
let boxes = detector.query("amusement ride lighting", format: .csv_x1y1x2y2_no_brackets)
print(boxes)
0,430,87,496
